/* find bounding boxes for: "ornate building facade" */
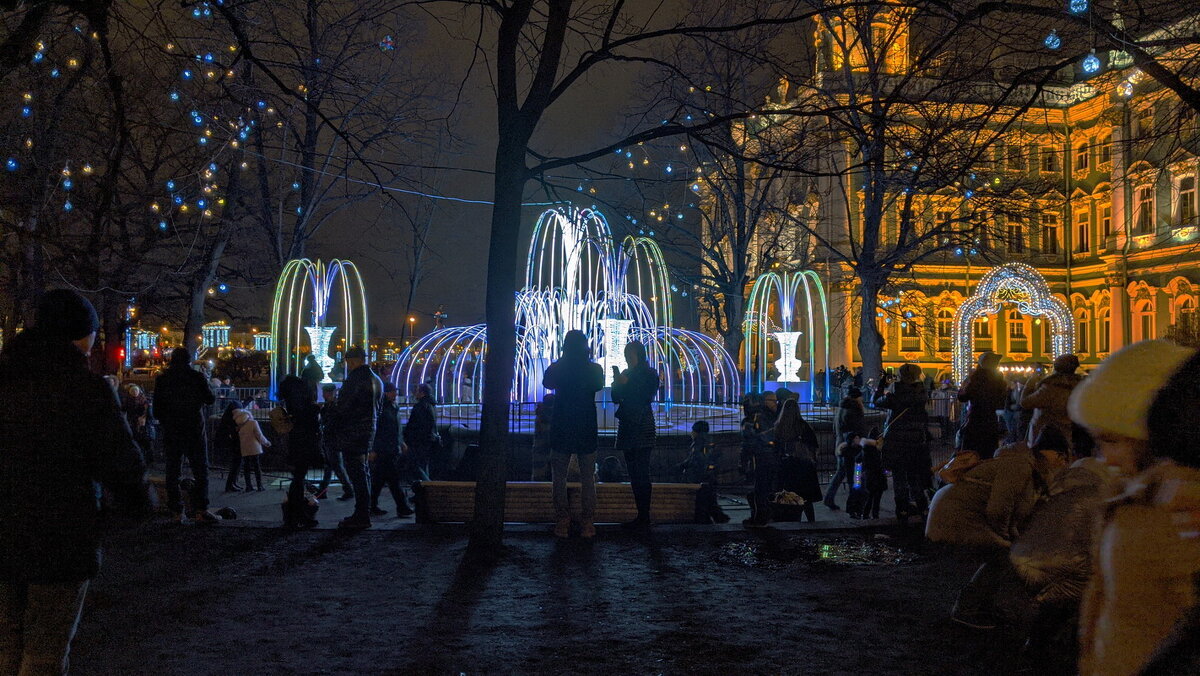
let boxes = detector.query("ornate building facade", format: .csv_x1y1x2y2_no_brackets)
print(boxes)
742,6,1200,380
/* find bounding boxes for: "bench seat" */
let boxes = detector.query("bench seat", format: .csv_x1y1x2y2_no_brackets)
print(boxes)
413,481,701,524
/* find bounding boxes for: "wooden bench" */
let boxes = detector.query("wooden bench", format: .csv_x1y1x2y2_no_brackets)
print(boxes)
413,481,702,524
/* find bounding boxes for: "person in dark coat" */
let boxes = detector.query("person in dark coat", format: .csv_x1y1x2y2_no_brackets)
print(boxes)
874,363,932,523
216,402,243,492
957,351,1008,456
370,383,413,518
0,290,151,673
680,420,729,524
542,330,604,538
824,387,866,510
403,384,438,483
773,398,819,462
778,447,823,523
279,375,323,529
301,354,324,396
612,340,659,528
154,347,218,523
327,345,383,529
855,434,888,519
1020,354,1084,451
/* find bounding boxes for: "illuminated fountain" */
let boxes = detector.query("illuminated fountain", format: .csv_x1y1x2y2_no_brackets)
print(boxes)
743,270,831,400
270,258,369,392
391,207,740,426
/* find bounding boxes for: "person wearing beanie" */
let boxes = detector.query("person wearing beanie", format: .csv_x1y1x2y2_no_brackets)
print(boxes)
956,351,1008,456
327,345,383,529
369,381,413,519
154,347,219,524
1020,353,1084,451
0,289,151,673
1076,347,1200,676
233,409,270,491
1067,339,1195,477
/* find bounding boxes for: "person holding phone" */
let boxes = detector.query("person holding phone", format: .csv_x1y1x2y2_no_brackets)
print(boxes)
611,341,659,529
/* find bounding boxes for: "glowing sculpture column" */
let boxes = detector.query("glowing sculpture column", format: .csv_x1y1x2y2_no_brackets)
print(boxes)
772,331,804,383
601,317,634,386
304,325,337,383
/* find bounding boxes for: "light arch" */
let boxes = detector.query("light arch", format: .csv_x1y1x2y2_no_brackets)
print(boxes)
952,263,1074,382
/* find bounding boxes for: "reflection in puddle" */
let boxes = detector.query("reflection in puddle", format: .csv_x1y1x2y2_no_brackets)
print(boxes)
718,536,918,569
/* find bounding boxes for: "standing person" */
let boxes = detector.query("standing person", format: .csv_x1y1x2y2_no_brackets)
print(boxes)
855,434,887,520
680,420,729,524
542,330,604,539
403,384,439,483
233,409,269,491
1065,340,1200,676
612,341,659,529
120,384,151,463
370,383,413,518
956,351,1008,457
0,289,152,674
1002,380,1024,444
1020,354,1083,450
824,387,866,510
327,346,383,529
319,383,353,502
773,398,819,462
874,363,932,524
217,402,243,492
301,355,324,396
154,347,219,523
278,375,323,529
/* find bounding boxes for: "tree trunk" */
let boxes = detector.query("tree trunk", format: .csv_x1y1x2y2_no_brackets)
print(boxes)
467,137,526,562
722,291,745,367
856,280,884,383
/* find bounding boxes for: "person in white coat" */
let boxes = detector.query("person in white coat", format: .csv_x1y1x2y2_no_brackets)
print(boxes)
234,409,270,491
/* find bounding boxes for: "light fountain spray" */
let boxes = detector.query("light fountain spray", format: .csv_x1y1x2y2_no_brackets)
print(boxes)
270,258,368,393
744,270,831,400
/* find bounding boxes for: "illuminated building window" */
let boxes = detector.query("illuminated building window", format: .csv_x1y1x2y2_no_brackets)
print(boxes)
1134,300,1155,341
1135,185,1155,234
1075,208,1090,253
1074,142,1090,172
1041,212,1060,255
1176,175,1197,224
1100,203,1112,238
901,316,920,351
1098,308,1111,353
1008,145,1026,171
1007,217,1025,254
1135,110,1154,139
1008,310,1029,353
1098,133,1112,166
974,317,992,342
1075,308,1090,354
1041,147,1060,173
937,309,953,351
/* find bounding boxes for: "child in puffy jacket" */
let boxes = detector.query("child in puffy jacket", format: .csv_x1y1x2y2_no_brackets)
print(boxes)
234,409,270,491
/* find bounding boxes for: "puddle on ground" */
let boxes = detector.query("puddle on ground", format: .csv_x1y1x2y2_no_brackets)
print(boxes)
718,536,918,569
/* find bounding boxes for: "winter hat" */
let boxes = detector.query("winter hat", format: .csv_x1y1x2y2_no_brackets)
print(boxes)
899,363,923,384
35,289,99,340
170,347,192,368
978,351,1001,369
1053,354,1081,374
1068,340,1195,441
233,409,252,425
345,345,367,360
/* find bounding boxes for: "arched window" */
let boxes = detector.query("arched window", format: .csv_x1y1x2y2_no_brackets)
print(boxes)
1099,132,1113,166
1074,142,1090,172
1177,175,1197,225
1175,296,1197,330
901,317,921,351
1074,308,1091,355
1134,300,1156,341
1008,309,1028,352
974,316,992,351
1097,307,1111,353
1075,207,1090,253
1042,212,1060,254
937,309,953,352
1135,185,1155,234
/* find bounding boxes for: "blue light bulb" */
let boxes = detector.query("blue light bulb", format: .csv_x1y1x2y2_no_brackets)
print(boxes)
203,53,214,62
192,116,203,126
217,283,228,292
5,158,17,171
665,165,673,174
1082,51,1101,74
198,137,208,145
20,107,31,118
63,178,72,190
1044,30,1061,50
169,91,180,101
50,68,59,78
166,180,176,190
291,182,300,190
197,199,206,208
192,7,201,17
208,163,218,172
295,206,303,215
63,200,73,212
182,69,193,80
173,196,183,205
256,100,266,109
158,220,168,230
32,52,44,63
1069,0,1087,14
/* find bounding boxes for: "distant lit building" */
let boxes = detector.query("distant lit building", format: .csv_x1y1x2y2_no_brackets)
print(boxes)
254,332,272,352
202,321,231,349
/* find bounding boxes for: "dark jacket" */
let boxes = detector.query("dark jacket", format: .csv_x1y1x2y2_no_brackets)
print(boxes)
403,398,438,452
153,363,215,435
542,355,604,455
857,444,888,493
956,367,1007,452
836,397,866,439
778,454,823,504
329,364,383,454
874,381,929,448
612,364,658,450
680,434,721,484
285,401,323,468
0,331,149,583
374,399,402,459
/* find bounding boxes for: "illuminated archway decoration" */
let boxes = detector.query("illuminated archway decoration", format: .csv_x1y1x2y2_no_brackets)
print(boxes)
743,270,830,397
270,258,368,393
391,207,739,405
952,262,1073,383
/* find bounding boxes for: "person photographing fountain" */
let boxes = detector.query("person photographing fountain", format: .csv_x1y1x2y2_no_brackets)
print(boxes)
542,330,604,538
612,341,659,530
